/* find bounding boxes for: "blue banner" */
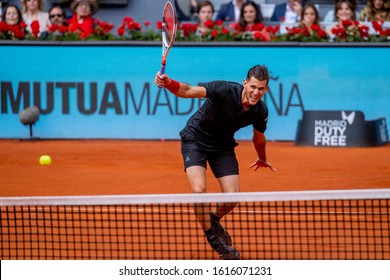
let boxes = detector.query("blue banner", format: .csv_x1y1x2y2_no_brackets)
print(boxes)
1,44,389,140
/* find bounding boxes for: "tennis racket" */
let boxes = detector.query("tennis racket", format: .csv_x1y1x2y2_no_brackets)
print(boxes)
160,1,177,75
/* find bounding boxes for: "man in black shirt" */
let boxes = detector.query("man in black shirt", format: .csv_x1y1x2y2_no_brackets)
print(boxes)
154,65,276,259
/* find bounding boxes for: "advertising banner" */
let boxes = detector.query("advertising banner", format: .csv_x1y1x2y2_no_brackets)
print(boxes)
1,44,389,141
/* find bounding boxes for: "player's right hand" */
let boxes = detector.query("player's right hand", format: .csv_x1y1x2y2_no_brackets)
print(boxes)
154,72,170,88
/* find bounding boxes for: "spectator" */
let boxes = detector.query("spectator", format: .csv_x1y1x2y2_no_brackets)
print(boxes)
196,0,214,34
2,4,23,25
327,0,359,39
21,0,50,36
323,0,359,22
175,0,199,21
299,3,320,34
238,0,262,30
334,0,357,22
48,5,67,26
68,0,98,37
45,4,67,38
270,0,302,23
215,0,246,22
359,0,390,21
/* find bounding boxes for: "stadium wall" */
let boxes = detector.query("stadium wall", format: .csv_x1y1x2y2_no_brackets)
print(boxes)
0,42,389,141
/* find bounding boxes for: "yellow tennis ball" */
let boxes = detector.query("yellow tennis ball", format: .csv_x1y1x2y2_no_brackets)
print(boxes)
39,155,52,166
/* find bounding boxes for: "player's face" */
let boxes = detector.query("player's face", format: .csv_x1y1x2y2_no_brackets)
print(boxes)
243,77,268,106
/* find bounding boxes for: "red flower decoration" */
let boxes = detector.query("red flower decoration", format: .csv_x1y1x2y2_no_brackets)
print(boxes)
31,20,40,38
204,20,214,29
215,20,224,26
117,25,125,36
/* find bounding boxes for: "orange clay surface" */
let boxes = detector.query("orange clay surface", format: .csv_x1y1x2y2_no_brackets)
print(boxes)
0,140,389,197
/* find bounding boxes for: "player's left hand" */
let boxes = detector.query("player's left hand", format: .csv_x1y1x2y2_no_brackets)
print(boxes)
250,158,276,171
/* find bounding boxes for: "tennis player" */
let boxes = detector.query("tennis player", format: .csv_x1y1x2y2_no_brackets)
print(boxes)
154,65,276,260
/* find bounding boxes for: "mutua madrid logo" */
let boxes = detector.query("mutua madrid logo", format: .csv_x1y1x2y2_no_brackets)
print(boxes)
314,111,356,146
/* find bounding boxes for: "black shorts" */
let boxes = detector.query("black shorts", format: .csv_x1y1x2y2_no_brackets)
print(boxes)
181,141,239,178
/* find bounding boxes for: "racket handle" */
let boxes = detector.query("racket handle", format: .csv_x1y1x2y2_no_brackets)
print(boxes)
160,64,166,75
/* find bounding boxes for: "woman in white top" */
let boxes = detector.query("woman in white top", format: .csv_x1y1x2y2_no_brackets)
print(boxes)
21,0,50,36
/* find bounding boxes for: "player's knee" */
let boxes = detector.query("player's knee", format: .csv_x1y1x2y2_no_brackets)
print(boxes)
192,184,207,194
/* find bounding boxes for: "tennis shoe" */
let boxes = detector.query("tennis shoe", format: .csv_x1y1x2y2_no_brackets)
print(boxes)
210,212,232,246
222,247,240,260
205,230,240,260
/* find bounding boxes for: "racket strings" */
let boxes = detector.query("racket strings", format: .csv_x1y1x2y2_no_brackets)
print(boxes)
162,4,176,44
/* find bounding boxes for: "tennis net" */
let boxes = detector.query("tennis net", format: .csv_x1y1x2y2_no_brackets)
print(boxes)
1,189,389,260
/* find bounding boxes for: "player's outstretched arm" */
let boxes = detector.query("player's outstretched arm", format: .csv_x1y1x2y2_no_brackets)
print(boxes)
154,72,206,99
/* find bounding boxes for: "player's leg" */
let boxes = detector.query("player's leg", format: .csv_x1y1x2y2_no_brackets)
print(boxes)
209,175,239,246
186,166,238,259
185,165,209,230
208,152,240,247
215,174,240,217
210,150,240,218
181,142,239,259
181,140,210,229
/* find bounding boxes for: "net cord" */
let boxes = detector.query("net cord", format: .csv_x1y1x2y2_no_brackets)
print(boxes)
0,189,389,206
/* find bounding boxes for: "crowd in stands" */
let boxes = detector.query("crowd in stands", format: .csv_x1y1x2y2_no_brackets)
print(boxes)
0,0,389,41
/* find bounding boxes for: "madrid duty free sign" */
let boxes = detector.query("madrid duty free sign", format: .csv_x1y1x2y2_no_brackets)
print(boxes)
295,111,389,147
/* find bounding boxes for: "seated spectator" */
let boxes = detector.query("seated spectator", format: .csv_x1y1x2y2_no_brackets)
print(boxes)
196,0,214,34
21,0,50,36
299,3,320,34
2,4,23,26
238,0,262,30
68,0,98,37
323,0,359,22
237,0,269,40
45,4,67,38
327,0,359,39
334,0,357,22
1,4,27,39
215,0,246,22
48,5,67,27
359,0,390,21
175,0,199,21
270,0,302,23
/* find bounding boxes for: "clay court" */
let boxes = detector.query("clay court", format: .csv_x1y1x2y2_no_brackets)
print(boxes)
0,140,389,196
0,140,389,260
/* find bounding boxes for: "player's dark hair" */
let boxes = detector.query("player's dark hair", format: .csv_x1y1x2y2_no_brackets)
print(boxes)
246,65,269,84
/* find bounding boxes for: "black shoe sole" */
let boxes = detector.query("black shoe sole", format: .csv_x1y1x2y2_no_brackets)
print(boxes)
222,248,240,260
